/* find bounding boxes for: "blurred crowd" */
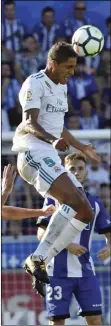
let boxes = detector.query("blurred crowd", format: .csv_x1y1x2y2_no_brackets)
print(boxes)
2,0,110,237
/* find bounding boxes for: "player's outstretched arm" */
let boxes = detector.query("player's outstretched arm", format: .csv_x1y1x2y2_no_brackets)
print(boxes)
97,232,111,261
62,127,101,162
2,164,17,206
2,204,55,220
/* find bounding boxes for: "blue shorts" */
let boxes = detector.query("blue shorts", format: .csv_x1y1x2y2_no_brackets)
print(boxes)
46,275,102,321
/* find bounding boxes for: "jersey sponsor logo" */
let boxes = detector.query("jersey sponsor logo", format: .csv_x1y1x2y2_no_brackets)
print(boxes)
46,104,66,113
57,98,63,106
26,90,33,101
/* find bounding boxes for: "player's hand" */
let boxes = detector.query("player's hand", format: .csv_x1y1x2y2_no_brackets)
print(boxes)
97,245,111,261
82,144,101,163
52,138,69,152
41,205,56,216
2,164,17,195
67,243,87,256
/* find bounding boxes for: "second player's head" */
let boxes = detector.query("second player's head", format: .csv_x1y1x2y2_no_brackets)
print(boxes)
65,152,88,184
47,41,77,84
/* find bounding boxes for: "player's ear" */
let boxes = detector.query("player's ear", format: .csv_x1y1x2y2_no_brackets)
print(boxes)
85,170,88,179
52,60,57,69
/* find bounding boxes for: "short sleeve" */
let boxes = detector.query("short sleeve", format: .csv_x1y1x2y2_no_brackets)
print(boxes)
19,75,44,111
95,199,111,234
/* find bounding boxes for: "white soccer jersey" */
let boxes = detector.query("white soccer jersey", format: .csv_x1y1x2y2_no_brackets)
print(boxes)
12,70,68,152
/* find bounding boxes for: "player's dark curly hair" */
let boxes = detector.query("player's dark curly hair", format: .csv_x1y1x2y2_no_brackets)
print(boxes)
4,0,15,6
42,6,55,16
48,41,77,64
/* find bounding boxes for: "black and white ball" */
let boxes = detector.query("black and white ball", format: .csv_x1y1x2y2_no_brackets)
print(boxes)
72,25,104,57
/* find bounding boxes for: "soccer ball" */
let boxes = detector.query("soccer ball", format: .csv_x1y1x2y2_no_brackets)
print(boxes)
72,25,104,57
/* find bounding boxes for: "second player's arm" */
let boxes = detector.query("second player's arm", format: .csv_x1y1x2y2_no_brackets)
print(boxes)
97,232,111,261
2,205,55,220
2,165,17,206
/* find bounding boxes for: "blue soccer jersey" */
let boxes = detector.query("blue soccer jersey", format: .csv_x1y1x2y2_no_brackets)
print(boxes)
37,193,110,320
37,193,111,278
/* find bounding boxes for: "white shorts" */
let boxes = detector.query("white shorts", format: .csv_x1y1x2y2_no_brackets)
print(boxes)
17,149,82,197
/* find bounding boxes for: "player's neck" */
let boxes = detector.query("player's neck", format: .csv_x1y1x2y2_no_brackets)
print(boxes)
44,68,59,85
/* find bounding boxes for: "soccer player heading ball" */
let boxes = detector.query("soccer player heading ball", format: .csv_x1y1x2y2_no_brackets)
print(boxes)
12,41,100,288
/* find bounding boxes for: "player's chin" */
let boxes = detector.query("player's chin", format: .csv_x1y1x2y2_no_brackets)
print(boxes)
61,79,67,84
60,77,68,84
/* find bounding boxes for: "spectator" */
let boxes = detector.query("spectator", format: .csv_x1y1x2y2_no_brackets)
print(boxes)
64,1,100,74
102,49,110,72
15,34,45,83
7,100,22,129
104,16,111,50
2,0,26,61
2,62,21,127
86,162,109,195
66,114,82,130
64,0,91,42
101,48,110,81
101,71,111,118
2,109,11,131
84,55,100,76
68,64,99,111
99,183,110,214
33,7,63,60
7,220,22,239
79,99,103,130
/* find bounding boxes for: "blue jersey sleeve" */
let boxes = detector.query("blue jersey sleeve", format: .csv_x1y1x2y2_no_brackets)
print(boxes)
95,199,111,234
36,197,55,228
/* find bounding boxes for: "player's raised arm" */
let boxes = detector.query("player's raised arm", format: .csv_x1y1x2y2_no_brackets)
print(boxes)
2,164,17,206
62,127,101,162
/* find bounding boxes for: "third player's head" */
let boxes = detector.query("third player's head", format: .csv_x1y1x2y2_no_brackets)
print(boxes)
46,41,77,84
65,152,88,184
